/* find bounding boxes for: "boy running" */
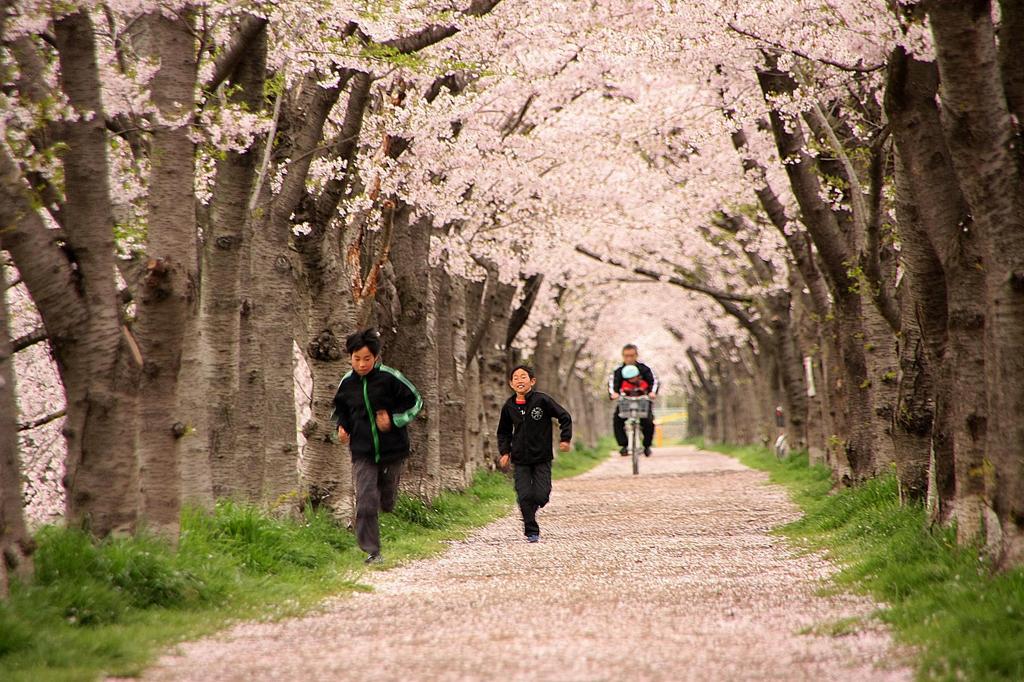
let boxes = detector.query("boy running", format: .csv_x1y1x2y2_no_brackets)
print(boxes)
496,365,573,543
331,329,423,564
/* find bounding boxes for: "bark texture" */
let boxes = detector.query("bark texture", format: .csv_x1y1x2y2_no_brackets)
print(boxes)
1,265,33,597
54,12,140,536
928,1,1024,561
388,207,441,500
133,10,198,539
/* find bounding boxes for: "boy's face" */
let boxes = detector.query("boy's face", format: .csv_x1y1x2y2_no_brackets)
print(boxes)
509,369,536,395
622,348,638,365
350,347,378,376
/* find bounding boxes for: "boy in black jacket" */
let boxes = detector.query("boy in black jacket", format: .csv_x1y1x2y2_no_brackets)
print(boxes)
496,365,573,543
331,329,423,564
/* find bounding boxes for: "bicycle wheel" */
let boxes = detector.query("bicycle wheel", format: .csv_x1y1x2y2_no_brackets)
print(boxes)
626,419,634,473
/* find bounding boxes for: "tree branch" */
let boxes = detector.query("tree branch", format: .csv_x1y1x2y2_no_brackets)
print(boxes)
0,145,85,342
505,273,544,348
383,0,503,54
862,126,900,331
502,93,536,139
311,71,373,229
727,119,832,319
574,244,754,303
267,73,347,229
465,259,498,361
803,101,870,235
204,14,268,92
711,212,776,285
755,58,855,294
13,327,47,353
726,21,884,73
685,347,715,396
715,296,773,352
18,409,66,431
563,338,588,380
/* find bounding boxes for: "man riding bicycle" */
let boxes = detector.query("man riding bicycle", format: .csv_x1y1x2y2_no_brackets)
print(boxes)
608,344,659,457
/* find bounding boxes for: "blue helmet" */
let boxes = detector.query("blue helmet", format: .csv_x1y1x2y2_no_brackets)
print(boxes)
622,365,640,380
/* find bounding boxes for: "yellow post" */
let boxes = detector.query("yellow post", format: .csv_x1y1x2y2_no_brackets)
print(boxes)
655,424,663,448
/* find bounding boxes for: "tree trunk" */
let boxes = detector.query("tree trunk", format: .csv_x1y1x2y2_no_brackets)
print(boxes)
890,279,934,501
55,11,140,536
176,315,212,509
832,294,877,482
436,268,470,489
888,41,994,542
133,10,198,539
861,291,899,476
229,219,268,502
686,382,705,440
758,63,875,483
301,322,354,518
202,19,266,504
768,290,809,449
885,51,967,524
247,206,300,503
928,0,1024,566
564,374,591,448
886,166,938,502
505,273,544,369
246,73,347,505
1,265,33,597
299,238,357,518
686,349,718,443
532,325,558,391
479,280,516,464
388,207,441,500
463,279,486,470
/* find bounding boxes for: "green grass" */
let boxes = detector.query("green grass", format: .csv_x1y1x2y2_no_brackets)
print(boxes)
0,443,609,682
552,438,613,479
708,442,1024,681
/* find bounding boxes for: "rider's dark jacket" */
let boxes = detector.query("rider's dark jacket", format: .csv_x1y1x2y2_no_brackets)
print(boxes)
496,391,573,465
607,363,659,398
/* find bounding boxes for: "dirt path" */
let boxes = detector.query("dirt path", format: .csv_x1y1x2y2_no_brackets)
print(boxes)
140,446,911,681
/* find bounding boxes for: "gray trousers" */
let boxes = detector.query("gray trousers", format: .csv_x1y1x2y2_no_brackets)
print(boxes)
352,457,404,554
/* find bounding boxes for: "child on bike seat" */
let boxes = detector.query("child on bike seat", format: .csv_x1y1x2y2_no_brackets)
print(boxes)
619,366,651,397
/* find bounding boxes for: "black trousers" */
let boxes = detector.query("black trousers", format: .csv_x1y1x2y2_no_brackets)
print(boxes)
613,410,655,448
353,457,404,554
513,461,552,536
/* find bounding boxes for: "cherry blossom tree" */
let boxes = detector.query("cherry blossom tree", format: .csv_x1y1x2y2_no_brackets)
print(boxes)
4,0,1024,572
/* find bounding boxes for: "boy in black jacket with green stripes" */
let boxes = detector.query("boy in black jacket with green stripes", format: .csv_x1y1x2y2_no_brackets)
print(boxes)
497,365,573,543
331,329,423,563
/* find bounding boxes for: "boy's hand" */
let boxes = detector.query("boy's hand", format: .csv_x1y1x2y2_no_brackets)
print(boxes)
376,410,392,432
647,393,657,401
610,392,620,400
499,454,511,471
559,441,571,452
337,426,350,443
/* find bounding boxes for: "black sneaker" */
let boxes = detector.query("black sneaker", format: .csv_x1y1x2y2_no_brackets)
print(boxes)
644,447,652,457
619,448,629,456
364,552,383,564
526,534,540,543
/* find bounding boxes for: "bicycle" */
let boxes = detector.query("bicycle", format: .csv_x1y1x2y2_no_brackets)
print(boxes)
617,396,651,476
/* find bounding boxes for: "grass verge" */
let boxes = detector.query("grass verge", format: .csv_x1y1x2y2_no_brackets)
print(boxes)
707,442,1024,681
553,438,613,479
0,441,609,682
